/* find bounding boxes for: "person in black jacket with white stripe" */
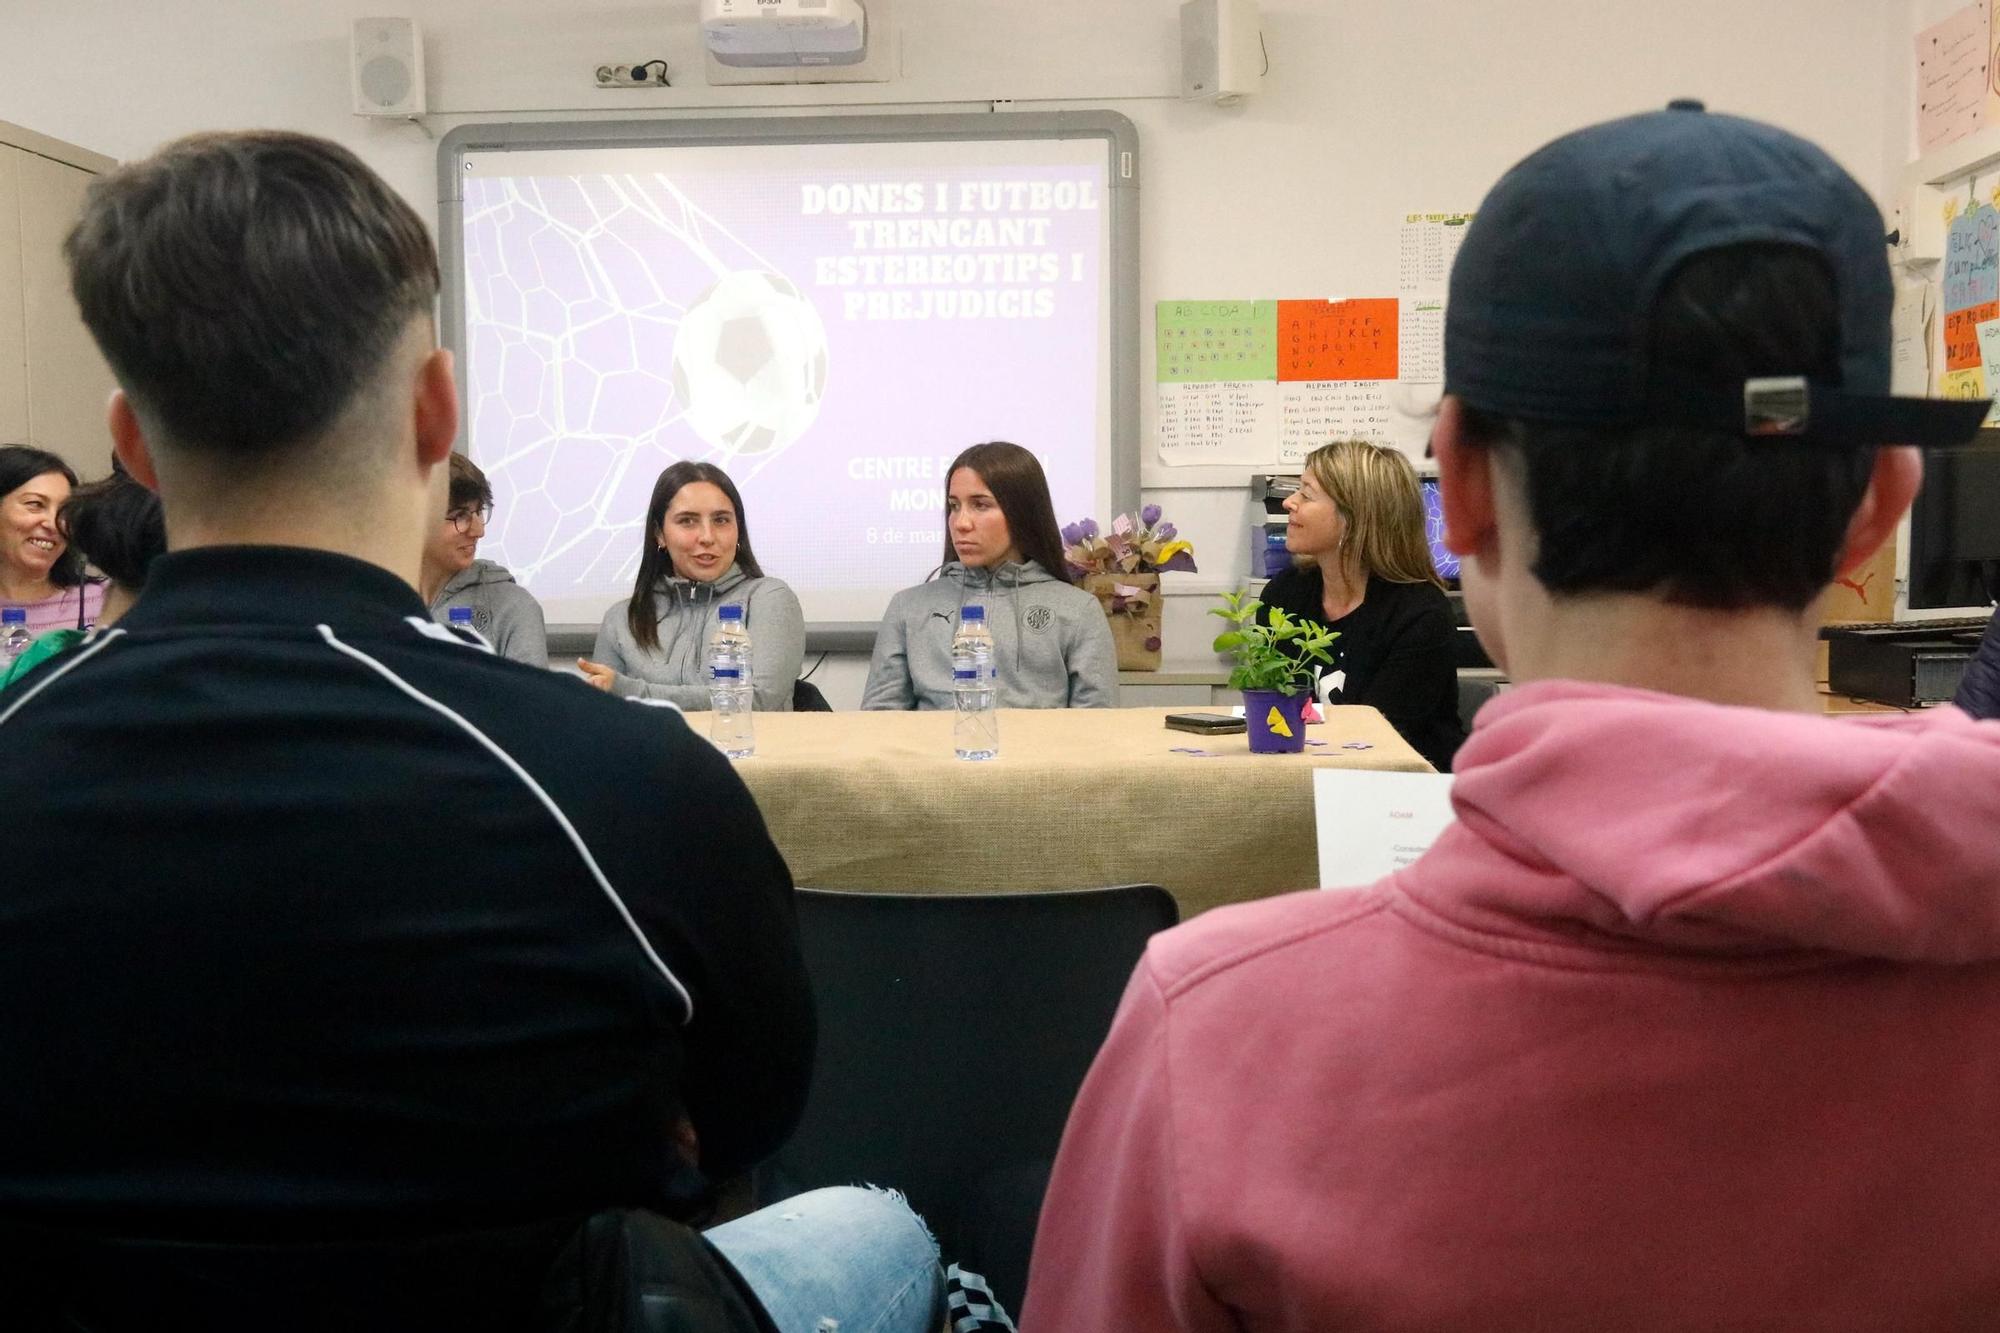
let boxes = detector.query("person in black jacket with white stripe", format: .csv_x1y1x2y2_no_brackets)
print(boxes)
0,129,944,1331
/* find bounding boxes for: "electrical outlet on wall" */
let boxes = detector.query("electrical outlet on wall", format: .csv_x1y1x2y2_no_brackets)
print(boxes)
595,62,670,88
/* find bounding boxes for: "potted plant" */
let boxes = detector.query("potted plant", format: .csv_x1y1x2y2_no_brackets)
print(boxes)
1209,591,1338,754
1062,505,1197,671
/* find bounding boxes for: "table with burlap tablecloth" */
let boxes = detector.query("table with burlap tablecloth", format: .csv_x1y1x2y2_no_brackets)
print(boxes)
727,705,1431,919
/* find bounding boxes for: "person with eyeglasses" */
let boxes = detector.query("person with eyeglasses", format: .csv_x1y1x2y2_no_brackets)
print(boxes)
420,451,548,666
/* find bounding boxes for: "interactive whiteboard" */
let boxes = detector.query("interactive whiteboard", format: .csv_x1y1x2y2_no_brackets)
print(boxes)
435,113,1139,635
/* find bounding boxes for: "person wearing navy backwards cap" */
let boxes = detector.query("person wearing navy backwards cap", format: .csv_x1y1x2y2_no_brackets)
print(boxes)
0,130,947,1331
1024,103,2000,1331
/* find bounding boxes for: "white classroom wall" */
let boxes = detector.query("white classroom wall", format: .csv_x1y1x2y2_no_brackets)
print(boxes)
0,0,1917,706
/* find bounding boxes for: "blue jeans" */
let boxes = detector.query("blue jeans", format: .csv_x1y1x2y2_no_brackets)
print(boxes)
706,1185,944,1333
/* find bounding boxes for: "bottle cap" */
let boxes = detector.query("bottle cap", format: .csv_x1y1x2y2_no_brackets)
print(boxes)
718,603,745,621
960,604,985,622
0,608,24,624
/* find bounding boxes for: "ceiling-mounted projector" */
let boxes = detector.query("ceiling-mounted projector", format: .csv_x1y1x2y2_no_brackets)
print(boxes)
701,0,867,67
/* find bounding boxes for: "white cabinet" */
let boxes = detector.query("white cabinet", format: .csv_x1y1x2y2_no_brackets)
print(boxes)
0,121,117,480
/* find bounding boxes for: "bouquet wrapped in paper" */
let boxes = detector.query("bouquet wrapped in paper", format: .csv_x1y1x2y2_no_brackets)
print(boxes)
1061,506,1196,671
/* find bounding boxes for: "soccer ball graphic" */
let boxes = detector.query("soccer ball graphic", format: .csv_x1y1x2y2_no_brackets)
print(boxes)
671,270,829,457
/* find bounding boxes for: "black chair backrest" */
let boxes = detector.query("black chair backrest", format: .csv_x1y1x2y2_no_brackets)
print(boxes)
791,678,833,712
763,884,1178,1312
0,1208,775,1333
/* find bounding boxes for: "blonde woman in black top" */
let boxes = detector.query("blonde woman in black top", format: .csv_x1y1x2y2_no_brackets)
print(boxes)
1260,440,1466,770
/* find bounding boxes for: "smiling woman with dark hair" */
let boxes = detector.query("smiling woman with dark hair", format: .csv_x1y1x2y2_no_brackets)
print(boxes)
0,444,104,637
578,460,805,709
2,465,163,690
862,440,1115,710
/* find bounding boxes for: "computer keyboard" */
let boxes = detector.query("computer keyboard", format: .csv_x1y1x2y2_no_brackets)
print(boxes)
1885,614,1996,633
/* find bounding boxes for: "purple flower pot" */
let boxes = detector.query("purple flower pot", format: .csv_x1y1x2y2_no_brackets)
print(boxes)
1243,689,1308,754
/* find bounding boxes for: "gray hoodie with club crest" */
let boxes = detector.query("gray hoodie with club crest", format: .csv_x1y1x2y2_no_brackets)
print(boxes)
862,560,1118,710
593,564,805,712
429,559,549,667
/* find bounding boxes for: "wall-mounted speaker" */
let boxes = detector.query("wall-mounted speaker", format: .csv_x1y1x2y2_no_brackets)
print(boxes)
351,17,426,118
1180,0,1263,105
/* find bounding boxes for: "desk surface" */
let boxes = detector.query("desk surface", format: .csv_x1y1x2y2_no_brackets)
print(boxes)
731,705,1431,918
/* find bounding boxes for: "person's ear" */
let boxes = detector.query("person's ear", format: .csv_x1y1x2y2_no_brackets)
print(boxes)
413,346,459,469
1430,396,1497,558
1833,445,1922,577
108,390,161,492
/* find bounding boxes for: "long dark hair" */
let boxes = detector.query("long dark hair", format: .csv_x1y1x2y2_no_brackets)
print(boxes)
0,444,86,587
626,460,764,652
938,441,1073,586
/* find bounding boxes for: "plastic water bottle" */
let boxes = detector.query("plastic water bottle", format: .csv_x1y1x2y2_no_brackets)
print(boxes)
707,603,755,759
446,606,474,635
952,603,998,761
1,608,29,665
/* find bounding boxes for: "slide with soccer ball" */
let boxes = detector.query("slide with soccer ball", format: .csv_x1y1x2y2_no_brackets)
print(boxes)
439,114,1138,631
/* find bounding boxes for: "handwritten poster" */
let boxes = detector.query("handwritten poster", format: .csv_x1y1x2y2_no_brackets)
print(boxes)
1156,380,1282,465
1398,296,1445,384
1396,213,1469,391
1976,320,2000,423
1276,299,1398,381
1939,365,1989,404
1942,204,2000,370
1155,301,1282,464
1155,300,1277,382
1891,283,1932,395
1916,4,1989,153
1398,212,1474,293
1278,382,1394,464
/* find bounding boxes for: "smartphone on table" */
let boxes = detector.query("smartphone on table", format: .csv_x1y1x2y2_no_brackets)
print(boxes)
1164,712,1247,735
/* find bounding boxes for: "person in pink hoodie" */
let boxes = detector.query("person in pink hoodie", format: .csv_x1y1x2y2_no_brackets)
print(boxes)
1022,102,2000,1332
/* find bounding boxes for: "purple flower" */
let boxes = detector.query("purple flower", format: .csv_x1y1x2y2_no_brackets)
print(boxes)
1155,521,1177,541
1078,518,1100,539
1061,522,1083,546
1141,503,1162,527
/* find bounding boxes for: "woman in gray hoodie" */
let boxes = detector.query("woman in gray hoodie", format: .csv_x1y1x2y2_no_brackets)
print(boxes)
579,461,805,710
863,441,1117,709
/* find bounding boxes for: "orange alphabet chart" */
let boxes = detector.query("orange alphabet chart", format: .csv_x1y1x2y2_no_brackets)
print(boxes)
1276,299,1400,382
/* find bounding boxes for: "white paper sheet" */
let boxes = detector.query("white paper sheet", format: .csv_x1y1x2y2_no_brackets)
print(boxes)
1891,282,1933,396
1397,295,1445,385
1916,4,1989,154
1398,212,1475,293
1278,381,1395,464
1313,768,1456,891
1155,379,1281,465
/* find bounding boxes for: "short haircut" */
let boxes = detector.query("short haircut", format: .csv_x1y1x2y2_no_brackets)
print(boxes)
447,453,493,513
59,469,166,592
64,131,440,460
1458,245,1872,613
626,461,765,653
938,441,1072,585
1298,440,1445,591
0,444,85,587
